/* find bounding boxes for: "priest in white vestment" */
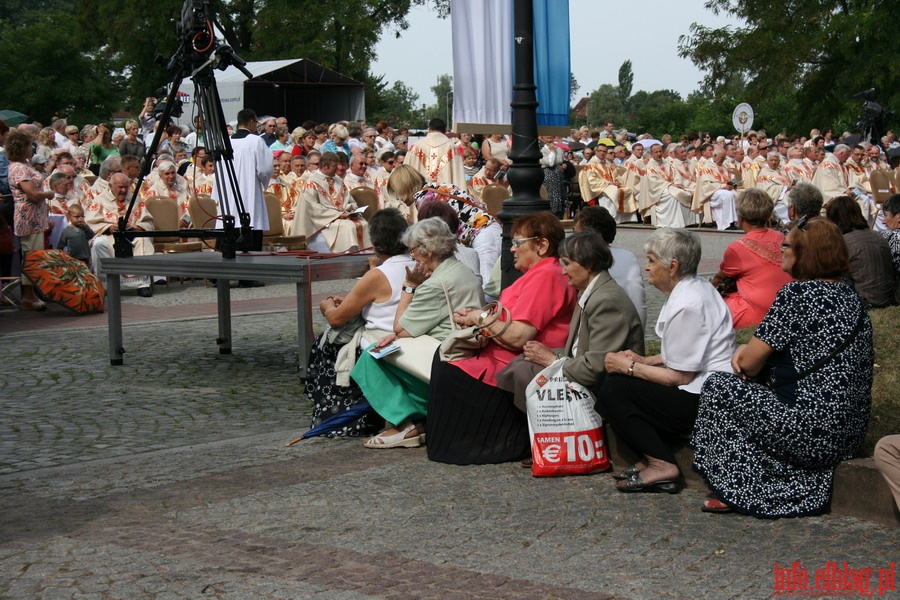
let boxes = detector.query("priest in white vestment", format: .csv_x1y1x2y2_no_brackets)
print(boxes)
295,151,370,252
211,109,272,247
85,173,155,294
692,147,738,230
404,118,466,190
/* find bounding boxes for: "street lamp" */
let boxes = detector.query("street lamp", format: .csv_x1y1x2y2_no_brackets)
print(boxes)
497,0,547,288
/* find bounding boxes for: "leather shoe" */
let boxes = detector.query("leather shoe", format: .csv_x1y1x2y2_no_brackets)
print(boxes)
616,475,681,494
237,280,265,288
137,287,153,298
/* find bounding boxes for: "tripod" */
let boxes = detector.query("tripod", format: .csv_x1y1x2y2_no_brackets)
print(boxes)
114,3,254,260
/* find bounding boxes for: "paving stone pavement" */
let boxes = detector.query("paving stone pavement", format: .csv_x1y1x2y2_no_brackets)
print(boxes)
1,229,897,599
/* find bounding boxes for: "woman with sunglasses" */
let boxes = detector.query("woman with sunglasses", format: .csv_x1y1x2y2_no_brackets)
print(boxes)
427,212,577,464
693,217,873,517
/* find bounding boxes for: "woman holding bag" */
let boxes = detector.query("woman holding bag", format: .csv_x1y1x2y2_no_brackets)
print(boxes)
503,232,645,408
426,212,577,464
351,217,483,449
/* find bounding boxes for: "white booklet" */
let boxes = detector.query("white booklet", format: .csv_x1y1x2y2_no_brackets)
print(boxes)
368,343,401,359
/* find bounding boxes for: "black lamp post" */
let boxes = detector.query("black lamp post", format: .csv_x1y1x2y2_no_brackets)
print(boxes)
497,0,549,289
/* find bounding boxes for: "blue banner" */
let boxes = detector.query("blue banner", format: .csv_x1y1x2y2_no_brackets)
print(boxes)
533,0,571,127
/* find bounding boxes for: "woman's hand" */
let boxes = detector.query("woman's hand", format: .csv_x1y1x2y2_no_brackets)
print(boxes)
621,349,648,365
375,333,398,349
404,262,430,286
604,350,633,375
732,344,749,379
453,307,475,326
523,341,557,367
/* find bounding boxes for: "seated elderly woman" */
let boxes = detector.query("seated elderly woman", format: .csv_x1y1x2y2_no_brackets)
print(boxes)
498,232,644,410
426,212,578,465
880,194,900,274
826,195,897,308
306,209,415,436
350,217,484,448
693,218,873,517
416,200,481,283
709,188,794,328
600,228,735,493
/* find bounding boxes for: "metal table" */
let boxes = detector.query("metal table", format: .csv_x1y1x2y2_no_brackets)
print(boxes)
101,252,369,377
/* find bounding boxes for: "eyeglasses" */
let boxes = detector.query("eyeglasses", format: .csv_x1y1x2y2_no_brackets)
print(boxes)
511,236,538,247
796,214,811,231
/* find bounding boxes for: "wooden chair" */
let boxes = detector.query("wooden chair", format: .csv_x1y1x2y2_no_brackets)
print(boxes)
869,170,895,205
350,186,379,220
188,193,219,230
263,193,306,250
481,184,510,217
83,174,97,186
894,169,900,197
143,196,203,254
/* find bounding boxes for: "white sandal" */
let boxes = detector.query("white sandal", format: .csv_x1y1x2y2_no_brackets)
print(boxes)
363,424,421,449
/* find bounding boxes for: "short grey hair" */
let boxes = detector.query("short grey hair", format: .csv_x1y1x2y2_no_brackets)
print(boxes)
402,217,457,261
99,156,122,179
644,228,701,276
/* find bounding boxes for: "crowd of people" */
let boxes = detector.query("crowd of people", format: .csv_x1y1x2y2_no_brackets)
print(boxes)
2,107,898,519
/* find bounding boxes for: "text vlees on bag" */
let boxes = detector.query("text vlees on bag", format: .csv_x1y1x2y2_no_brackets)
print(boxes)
525,358,609,477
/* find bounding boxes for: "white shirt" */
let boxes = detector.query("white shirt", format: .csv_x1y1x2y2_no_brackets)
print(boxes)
656,275,735,394
609,247,646,328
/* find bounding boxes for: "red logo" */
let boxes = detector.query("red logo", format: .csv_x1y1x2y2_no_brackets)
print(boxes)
535,374,548,387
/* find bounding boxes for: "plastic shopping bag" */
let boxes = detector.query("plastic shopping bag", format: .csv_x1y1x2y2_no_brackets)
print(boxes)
525,358,610,477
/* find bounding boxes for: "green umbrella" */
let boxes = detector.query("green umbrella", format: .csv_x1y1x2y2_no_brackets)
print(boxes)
0,110,29,126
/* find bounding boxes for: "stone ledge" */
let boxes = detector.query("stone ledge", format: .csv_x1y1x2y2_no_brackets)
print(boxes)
606,431,899,527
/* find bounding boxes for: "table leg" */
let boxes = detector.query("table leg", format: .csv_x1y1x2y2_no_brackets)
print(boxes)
296,281,313,378
107,274,124,365
217,280,232,354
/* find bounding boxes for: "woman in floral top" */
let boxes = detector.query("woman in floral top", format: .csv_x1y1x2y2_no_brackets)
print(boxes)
6,129,55,310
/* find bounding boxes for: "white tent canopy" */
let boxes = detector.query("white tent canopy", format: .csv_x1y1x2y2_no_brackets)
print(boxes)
178,58,365,125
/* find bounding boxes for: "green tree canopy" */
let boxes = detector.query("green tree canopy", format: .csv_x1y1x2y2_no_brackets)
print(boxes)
678,0,900,133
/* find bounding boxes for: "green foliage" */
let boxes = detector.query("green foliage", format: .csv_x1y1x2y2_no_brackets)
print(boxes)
678,0,900,134
617,60,633,108
587,84,626,128
0,11,126,123
3,0,447,124
367,80,422,129
429,74,453,123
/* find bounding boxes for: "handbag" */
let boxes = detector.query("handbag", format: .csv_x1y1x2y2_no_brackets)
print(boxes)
525,358,610,476
438,284,510,362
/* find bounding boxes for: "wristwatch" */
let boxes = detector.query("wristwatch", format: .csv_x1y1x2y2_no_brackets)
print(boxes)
626,361,636,377
402,285,416,294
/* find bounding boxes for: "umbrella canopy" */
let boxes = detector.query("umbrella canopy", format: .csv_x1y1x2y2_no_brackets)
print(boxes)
23,250,105,313
554,142,570,152
596,138,616,147
637,139,664,150
567,141,585,151
0,109,29,126
298,401,374,440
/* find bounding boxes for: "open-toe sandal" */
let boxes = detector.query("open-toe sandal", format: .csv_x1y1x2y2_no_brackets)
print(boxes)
363,424,422,449
616,474,681,494
612,465,641,480
701,496,734,514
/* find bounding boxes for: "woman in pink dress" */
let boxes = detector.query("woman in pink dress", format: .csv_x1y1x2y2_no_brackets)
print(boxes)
710,189,793,329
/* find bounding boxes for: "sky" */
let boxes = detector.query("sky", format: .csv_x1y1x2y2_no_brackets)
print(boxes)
371,0,744,108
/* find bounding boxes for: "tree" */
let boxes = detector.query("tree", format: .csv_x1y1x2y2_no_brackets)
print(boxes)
0,12,125,123
586,84,626,129
617,60,633,109
368,81,421,128
427,74,453,125
570,72,580,104
678,0,900,134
